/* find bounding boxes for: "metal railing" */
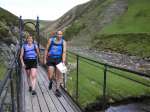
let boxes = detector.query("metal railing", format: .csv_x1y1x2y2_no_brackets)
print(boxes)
0,46,21,112
66,51,150,111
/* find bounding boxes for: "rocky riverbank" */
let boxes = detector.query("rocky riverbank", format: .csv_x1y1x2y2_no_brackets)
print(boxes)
69,47,150,75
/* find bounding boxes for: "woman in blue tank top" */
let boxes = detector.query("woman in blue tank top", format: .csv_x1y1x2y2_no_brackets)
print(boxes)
20,34,40,95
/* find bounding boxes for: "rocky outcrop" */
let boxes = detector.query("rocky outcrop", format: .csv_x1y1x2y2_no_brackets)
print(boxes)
0,42,17,66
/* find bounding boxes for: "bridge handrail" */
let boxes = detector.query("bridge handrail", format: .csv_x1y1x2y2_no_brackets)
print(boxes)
66,50,150,110
0,45,20,112
67,50,150,79
37,48,150,111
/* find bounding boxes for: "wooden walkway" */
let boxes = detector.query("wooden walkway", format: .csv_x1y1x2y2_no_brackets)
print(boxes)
21,66,82,112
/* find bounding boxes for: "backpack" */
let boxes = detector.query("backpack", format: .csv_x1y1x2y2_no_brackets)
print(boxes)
48,37,64,58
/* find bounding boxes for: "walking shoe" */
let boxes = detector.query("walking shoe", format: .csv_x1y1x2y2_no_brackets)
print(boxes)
55,89,61,97
29,86,32,92
32,90,37,95
48,81,53,90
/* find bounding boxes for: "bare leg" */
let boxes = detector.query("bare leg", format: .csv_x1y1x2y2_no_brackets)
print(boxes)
30,68,37,90
55,68,63,89
48,66,54,80
48,66,54,89
55,68,63,97
25,69,31,87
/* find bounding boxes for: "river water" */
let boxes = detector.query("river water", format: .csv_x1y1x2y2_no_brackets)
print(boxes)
106,99,150,112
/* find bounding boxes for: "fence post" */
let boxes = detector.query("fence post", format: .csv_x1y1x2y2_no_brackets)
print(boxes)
36,16,40,47
10,69,16,112
103,64,107,109
76,55,79,102
15,59,20,112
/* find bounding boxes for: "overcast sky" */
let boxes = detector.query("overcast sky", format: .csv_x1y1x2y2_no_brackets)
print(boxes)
0,0,90,20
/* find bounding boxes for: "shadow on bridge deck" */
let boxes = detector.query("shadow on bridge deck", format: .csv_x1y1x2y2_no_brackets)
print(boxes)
21,66,81,112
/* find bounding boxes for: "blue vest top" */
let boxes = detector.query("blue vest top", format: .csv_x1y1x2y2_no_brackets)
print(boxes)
48,38,63,58
23,43,38,59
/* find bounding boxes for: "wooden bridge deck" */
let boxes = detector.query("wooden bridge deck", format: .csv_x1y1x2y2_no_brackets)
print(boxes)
21,66,81,112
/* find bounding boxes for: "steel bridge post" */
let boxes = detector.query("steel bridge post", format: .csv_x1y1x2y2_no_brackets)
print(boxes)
36,16,40,47
76,55,79,102
103,64,107,110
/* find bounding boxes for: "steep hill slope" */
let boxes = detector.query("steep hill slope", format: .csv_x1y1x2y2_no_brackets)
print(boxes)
101,0,150,34
0,7,18,42
41,1,90,34
65,0,128,45
92,0,150,57
41,0,150,58
0,7,19,79
42,0,128,44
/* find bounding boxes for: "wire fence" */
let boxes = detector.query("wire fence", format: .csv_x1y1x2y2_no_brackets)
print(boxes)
66,51,150,111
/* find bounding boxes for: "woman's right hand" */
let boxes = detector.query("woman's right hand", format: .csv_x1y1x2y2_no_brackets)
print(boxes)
22,63,26,68
44,59,47,65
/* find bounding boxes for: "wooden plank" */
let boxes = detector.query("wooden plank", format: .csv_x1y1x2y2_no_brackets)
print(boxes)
39,66,81,112
32,95,41,112
57,95,75,112
61,88,82,112
21,69,26,112
24,70,33,112
37,74,58,112
35,79,49,112
48,77,75,112
37,68,66,112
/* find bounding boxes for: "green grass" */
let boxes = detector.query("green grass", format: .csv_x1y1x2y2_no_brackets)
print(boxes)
0,7,18,26
92,0,150,58
101,0,150,34
0,64,6,80
66,53,150,109
63,0,150,58
92,33,150,58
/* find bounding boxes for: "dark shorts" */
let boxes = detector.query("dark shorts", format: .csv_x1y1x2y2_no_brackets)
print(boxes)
47,58,62,67
24,59,37,70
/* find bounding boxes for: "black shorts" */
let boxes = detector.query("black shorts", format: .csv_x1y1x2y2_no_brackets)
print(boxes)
47,58,62,67
24,59,37,70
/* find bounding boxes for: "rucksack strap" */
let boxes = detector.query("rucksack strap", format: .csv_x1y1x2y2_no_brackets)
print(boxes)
48,38,64,52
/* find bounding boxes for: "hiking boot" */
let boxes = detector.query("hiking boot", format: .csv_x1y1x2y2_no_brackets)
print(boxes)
48,81,53,90
29,86,32,92
55,89,61,97
32,90,37,95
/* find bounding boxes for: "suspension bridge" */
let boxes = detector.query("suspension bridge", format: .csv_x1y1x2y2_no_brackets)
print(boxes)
0,16,150,112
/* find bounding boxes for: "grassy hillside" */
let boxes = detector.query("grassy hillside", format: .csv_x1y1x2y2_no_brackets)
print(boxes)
101,0,150,33
0,7,18,80
93,0,150,58
92,33,150,58
63,0,150,58
0,7,18,38
64,0,128,43
0,7,18,26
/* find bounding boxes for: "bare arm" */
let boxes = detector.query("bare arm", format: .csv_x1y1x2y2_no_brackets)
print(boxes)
62,40,67,63
20,47,25,67
36,47,40,58
44,39,51,64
